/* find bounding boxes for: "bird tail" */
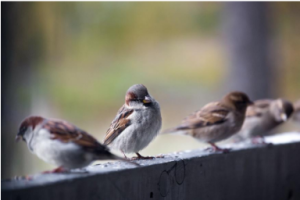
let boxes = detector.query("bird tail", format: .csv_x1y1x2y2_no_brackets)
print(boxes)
160,126,187,135
160,127,178,134
94,145,140,167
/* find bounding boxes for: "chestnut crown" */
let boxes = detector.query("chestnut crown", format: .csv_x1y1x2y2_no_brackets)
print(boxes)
17,116,44,138
223,91,253,110
125,84,152,105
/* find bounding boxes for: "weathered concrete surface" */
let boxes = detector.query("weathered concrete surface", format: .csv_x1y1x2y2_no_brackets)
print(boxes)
2,132,300,200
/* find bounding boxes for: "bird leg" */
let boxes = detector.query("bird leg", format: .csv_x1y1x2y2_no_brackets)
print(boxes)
251,136,267,144
121,150,128,159
208,142,230,153
131,152,154,160
43,166,66,174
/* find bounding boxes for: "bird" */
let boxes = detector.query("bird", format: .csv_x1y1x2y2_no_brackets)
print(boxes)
16,116,137,174
292,100,300,126
103,84,162,160
163,91,253,152
233,98,294,143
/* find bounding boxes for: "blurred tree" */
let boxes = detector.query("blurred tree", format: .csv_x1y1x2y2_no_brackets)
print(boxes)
223,2,274,100
2,2,45,178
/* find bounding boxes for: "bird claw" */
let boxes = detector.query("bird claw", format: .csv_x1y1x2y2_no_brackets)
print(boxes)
211,147,231,153
207,143,231,153
218,148,231,153
43,166,66,174
130,156,154,160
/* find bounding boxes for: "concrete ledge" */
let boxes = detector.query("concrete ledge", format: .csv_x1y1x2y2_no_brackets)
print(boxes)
2,133,300,200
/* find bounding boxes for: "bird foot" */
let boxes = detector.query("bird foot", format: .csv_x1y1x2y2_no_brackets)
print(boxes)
212,147,231,153
43,166,66,174
131,152,155,160
130,156,154,160
207,143,231,153
251,137,270,145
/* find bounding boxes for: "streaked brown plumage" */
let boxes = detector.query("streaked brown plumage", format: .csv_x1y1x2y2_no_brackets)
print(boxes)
104,105,134,146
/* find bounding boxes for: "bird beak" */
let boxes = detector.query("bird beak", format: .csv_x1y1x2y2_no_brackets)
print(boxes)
280,113,287,122
143,96,152,104
15,135,22,142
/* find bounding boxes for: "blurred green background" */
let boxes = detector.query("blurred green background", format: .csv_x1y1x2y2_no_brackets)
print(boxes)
2,2,300,179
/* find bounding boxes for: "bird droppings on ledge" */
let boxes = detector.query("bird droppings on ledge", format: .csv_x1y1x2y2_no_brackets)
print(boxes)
2,132,300,194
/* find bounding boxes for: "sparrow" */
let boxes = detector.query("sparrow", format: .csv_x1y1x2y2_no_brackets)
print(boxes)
103,84,162,159
292,100,300,125
16,116,136,173
234,98,294,143
163,91,253,152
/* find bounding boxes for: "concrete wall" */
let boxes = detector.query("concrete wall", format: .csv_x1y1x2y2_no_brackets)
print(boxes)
2,133,300,200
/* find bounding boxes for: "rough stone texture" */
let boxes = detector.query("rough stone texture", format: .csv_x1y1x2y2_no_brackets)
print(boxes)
2,133,300,200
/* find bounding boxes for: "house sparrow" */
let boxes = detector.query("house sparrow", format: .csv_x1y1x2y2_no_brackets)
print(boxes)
103,84,162,159
163,91,252,152
16,116,136,173
292,100,300,125
234,98,294,143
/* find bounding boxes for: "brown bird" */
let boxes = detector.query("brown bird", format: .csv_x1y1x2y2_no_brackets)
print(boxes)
16,116,137,174
234,98,294,143
163,91,253,152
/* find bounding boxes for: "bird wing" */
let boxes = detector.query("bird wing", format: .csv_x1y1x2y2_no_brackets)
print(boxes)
103,104,134,145
43,120,107,153
246,99,271,118
174,102,230,130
